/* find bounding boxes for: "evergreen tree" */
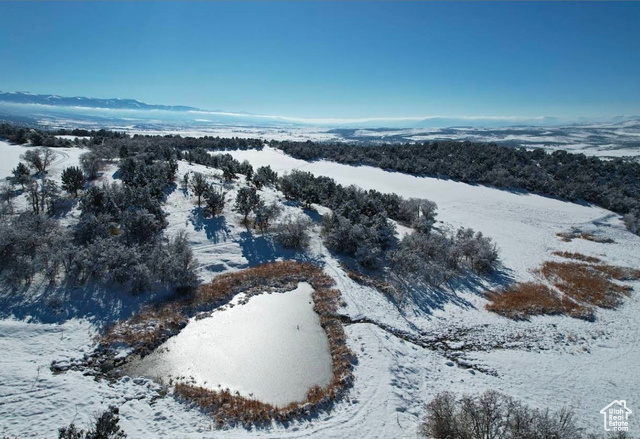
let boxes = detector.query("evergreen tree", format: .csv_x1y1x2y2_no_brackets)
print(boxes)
190,172,207,207
204,185,226,216
11,162,31,189
234,186,261,223
61,166,85,196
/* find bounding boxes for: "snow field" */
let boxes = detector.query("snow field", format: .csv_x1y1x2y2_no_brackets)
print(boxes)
2,142,640,437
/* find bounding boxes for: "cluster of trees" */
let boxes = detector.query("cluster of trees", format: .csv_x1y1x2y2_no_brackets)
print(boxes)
279,170,499,282
0,145,197,294
272,140,640,235
66,149,195,292
94,134,262,168
6,148,84,217
0,123,76,148
420,391,588,439
390,227,498,288
183,149,245,181
180,153,308,247
182,151,277,190
0,213,63,286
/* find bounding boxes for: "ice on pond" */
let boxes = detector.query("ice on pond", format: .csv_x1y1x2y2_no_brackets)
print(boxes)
124,282,333,406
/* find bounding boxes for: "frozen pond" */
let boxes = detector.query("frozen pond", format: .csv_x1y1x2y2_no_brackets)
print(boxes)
125,282,333,407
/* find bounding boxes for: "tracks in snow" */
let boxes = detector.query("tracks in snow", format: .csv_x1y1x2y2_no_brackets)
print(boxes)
336,314,497,376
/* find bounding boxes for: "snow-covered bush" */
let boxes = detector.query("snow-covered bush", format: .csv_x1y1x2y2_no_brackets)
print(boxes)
58,405,126,439
389,227,499,287
80,151,103,180
624,210,640,236
420,391,582,439
120,208,162,245
274,214,311,249
322,212,396,268
254,201,281,234
397,198,437,233
238,159,253,180
0,183,13,220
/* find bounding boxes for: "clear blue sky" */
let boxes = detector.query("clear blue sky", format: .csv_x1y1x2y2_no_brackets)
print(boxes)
1,1,639,119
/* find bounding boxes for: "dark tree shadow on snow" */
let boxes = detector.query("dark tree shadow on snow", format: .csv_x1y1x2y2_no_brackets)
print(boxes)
405,265,516,316
0,280,174,327
162,182,177,199
302,207,323,223
190,207,231,244
238,231,319,267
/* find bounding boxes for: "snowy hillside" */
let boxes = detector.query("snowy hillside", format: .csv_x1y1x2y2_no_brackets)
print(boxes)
1,140,639,438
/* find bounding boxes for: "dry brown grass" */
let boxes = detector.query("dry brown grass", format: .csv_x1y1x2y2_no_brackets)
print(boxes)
486,282,593,320
486,260,639,320
101,261,354,426
538,261,636,309
551,251,601,263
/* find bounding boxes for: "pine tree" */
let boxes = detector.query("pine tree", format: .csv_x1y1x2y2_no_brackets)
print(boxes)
190,172,207,207
61,166,85,196
234,187,261,223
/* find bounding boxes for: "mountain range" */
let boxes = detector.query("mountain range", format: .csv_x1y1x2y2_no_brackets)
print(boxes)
0,91,200,112
1,91,639,129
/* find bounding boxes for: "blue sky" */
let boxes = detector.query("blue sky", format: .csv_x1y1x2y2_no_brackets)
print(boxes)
1,1,639,119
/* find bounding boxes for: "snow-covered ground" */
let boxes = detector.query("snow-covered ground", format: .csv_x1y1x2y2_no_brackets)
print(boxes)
227,147,640,282
0,141,86,182
1,142,640,438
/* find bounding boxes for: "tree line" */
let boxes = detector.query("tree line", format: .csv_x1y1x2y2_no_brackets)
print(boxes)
271,140,640,236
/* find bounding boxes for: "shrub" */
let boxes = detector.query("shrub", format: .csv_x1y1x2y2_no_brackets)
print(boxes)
274,214,311,249
11,162,31,189
624,210,640,235
419,391,582,439
254,201,281,233
58,405,126,439
80,152,102,180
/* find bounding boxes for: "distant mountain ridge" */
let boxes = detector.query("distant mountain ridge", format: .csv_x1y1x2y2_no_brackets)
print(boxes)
0,91,200,112
1,91,638,129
